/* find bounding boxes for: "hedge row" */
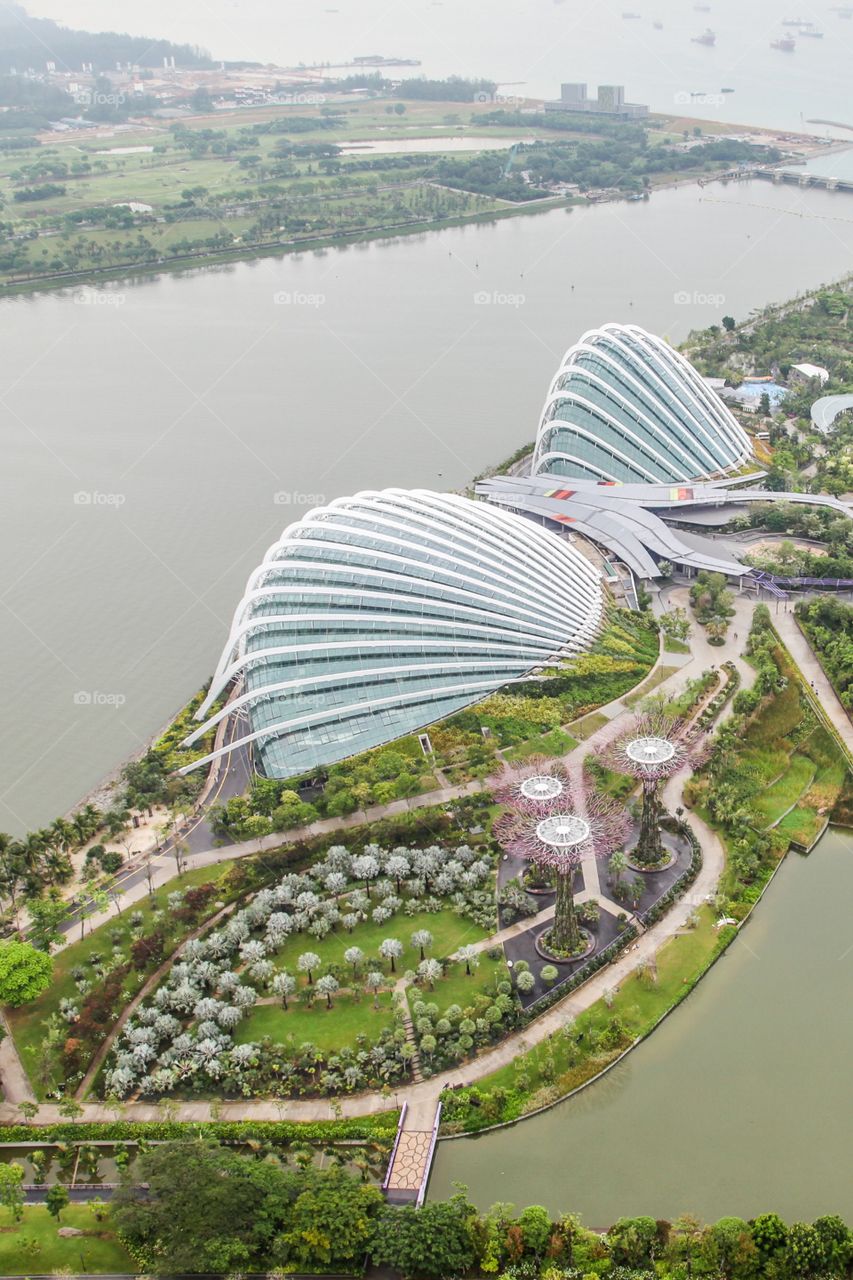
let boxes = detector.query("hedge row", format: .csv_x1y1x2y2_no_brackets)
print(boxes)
0,1116,400,1145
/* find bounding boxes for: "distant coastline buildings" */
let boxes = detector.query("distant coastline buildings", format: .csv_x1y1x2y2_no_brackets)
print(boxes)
545,83,649,120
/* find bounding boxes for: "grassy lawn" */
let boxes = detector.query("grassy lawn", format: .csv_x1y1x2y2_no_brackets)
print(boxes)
235,990,397,1051
411,953,506,1022
567,711,609,740
505,728,578,760
623,665,679,708
752,755,816,829
663,635,690,654
0,1205,133,1274
6,860,237,1098
269,908,490,978
775,806,826,847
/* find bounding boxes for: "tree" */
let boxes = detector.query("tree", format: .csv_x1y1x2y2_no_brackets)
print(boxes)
371,1193,480,1278
607,1215,659,1268
297,952,320,984
26,890,69,952
0,939,51,1006
16,1100,39,1123
783,1222,826,1278
722,314,736,331
609,850,628,885
274,1167,382,1270
379,937,403,972
457,944,480,975
365,971,384,1009
58,1097,83,1123
411,929,433,960
315,974,339,1008
418,957,442,989
45,1183,69,1222
750,1211,787,1265
518,1204,552,1256
343,946,365,977
112,1141,302,1272
272,971,295,1009
0,1163,24,1222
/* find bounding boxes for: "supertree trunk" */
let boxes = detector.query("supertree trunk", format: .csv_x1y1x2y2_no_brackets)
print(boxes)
636,780,664,865
553,870,582,953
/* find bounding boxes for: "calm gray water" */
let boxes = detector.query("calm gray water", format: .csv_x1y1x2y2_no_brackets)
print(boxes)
36,0,853,137
429,828,853,1223
2,179,853,833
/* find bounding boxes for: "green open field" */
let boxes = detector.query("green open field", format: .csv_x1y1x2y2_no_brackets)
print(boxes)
411,951,506,1023
235,989,397,1050
268,907,490,977
567,711,609,740
504,728,578,761
623,665,679,708
0,1204,133,1274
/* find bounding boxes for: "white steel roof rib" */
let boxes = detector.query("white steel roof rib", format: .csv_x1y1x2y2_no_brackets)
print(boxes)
186,489,603,777
533,323,751,484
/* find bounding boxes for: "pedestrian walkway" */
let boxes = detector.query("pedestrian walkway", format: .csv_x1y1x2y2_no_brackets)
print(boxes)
774,608,853,759
383,1098,442,1204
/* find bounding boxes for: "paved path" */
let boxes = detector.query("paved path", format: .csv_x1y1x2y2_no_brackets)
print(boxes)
774,607,853,758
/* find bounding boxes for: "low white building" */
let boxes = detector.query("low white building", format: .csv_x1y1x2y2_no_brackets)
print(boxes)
790,362,829,386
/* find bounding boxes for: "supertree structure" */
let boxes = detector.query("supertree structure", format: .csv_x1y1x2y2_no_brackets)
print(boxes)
599,711,707,868
493,758,570,815
495,770,629,956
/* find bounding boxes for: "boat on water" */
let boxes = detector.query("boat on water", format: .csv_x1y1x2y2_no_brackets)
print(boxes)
799,27,824,36
622,11,642,18
721,86,735,92
693,3,711,10
692,27,716,44
782,17,810,24
771,35,796,49
653,19,664,28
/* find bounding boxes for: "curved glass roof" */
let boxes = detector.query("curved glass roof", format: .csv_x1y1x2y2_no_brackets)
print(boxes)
183,489,602,779
533,323,751,484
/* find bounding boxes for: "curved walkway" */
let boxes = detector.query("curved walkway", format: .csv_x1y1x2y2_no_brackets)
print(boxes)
0,601,756,1125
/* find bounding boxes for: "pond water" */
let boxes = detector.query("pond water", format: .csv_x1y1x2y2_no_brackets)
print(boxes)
428,828,853,1223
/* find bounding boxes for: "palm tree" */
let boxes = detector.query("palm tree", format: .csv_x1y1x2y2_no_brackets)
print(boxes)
411,929,433,961
315,975,339,1009
457,944,479,976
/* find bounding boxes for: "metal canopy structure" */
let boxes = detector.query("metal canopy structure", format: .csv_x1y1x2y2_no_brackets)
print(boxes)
477,473,853,581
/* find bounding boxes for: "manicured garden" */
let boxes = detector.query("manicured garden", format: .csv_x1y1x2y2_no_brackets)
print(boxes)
0,1204,134,1274
101,840,500,1099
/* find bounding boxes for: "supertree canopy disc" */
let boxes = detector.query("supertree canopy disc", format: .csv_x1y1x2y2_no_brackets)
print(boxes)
494,757,570,815
625,736,677,768
536,813,591,849
521,774,565,802
601,710,697,783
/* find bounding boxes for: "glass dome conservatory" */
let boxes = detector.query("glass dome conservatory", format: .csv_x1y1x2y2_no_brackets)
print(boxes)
533,323,751,484
182,489,602,779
